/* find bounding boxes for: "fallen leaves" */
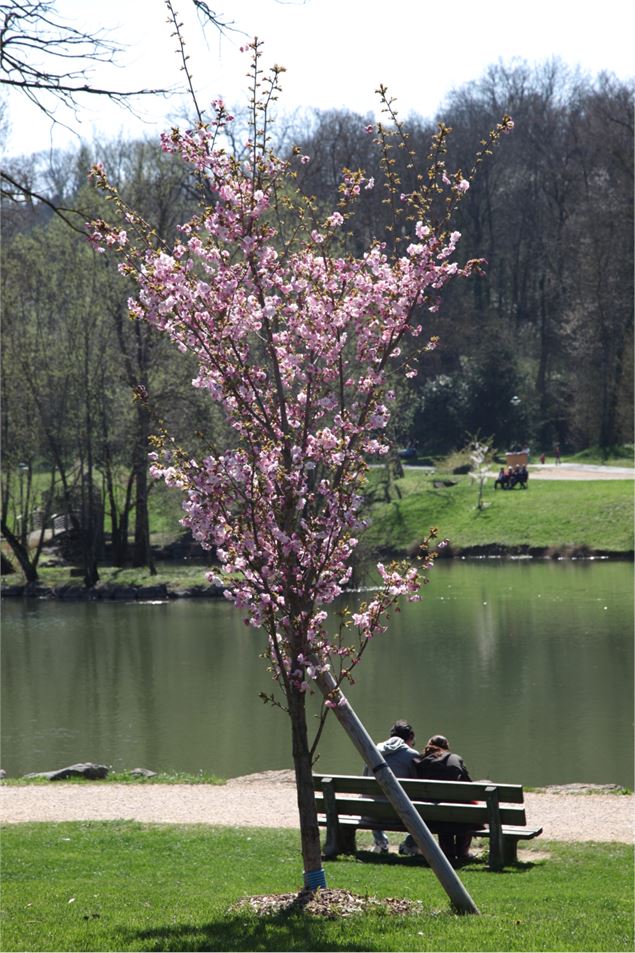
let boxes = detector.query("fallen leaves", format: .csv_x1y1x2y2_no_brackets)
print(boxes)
230,887,423,919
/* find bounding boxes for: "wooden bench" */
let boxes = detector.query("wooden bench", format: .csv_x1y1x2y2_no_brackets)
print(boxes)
313,773,542,870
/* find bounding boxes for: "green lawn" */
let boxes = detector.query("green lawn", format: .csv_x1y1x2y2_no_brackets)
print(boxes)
29,560,218,592
567,446,634,467
1,823,632,952
363,474,634,555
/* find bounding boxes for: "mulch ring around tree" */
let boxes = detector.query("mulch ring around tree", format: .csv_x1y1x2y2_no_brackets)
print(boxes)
230,887,424,919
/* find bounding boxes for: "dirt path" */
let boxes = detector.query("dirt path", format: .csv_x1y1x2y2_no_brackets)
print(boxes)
1,776,632,844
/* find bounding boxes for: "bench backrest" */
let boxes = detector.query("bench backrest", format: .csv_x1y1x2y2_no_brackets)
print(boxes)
313,773,528,827
313,773,524,803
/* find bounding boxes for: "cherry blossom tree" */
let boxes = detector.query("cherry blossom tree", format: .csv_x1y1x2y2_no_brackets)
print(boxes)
90,42,512,903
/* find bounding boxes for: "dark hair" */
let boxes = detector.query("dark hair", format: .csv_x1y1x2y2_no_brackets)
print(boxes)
423,734,449,756
428,734,449,749
390,720,414,742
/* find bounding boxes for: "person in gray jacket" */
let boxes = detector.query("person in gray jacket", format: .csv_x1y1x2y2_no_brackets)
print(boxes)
364,720,419,853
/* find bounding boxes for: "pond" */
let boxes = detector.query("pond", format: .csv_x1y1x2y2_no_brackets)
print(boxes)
2,560,633,787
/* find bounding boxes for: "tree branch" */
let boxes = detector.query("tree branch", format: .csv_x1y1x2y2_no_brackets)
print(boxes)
0,167,87,233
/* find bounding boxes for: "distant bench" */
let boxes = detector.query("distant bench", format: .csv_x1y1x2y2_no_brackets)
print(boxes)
494,474,528,489
313,773,542,870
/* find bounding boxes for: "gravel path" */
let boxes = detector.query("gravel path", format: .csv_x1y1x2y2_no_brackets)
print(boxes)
484,463,634,481
2,775,632,843
527,463,634,481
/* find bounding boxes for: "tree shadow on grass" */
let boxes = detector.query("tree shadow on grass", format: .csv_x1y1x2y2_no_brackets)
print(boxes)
126,911,386,952
354,849,430,867
355,848,539,875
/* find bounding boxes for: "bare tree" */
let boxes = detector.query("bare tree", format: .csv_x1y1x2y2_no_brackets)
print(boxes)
0,0,233,217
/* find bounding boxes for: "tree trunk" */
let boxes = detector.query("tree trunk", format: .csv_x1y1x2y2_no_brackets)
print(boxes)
287,687,327,889
131,404,156,573
111,300,155,573
0,519,38,583
132,462,155,572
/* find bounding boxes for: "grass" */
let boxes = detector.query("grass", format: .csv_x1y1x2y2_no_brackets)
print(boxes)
363,473,635,555
567,445,634,467
1,823,632,952
0,772,226,787
28,560,217,592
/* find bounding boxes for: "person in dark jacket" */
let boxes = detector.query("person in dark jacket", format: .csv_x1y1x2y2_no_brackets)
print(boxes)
415,734,476,862
416,734,472,782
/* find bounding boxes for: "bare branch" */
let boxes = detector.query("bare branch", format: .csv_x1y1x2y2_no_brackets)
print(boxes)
0,0,175,127
190,0,235,33
0,1,237,110
165,0,202,124
0,166,87,233
0,1,234,226
1,76,172,99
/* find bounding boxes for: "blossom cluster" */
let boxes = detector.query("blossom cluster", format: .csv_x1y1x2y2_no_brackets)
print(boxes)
90,104,485,699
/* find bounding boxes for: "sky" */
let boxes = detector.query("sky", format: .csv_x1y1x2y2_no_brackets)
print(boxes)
3,0,634,158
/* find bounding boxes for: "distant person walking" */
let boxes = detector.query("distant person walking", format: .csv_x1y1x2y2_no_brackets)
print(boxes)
555,445,561,465
539,452,546,465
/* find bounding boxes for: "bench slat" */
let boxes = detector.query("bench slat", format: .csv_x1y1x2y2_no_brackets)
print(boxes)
331,816,542,841
477,825,543,839
313,773,524,804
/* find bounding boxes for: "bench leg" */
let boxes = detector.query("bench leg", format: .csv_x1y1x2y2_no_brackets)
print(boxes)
485,785,504,871
502,837,519,866
340,826,357,856
322,827,339,859
322,778,340,858
322,824,357,859
321,778,358,858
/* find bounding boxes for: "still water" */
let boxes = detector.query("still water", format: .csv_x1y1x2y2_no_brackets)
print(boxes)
2,561,633,787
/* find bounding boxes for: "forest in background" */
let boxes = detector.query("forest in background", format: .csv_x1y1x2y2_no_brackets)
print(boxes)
2,58,633,584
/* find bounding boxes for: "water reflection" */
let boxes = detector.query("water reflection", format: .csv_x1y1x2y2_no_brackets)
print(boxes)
2,561,633,787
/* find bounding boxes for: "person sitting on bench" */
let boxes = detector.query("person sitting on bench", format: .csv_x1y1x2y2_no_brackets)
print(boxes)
494,467,507,490
363,720,419,854
508,465,521,488
414,734,477,863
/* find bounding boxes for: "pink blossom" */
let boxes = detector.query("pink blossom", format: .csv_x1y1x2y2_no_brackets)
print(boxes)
89,100,488,702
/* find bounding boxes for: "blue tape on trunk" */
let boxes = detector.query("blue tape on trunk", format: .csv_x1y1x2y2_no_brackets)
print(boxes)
304,867,327,890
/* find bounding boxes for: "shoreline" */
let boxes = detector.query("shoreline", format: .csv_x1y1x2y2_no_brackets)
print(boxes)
2,546,633,602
